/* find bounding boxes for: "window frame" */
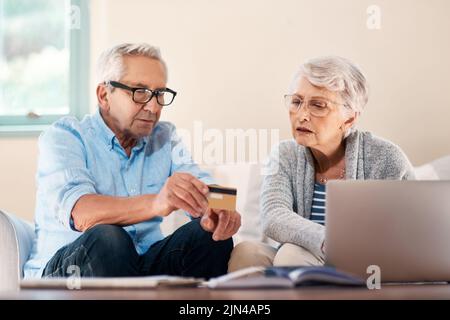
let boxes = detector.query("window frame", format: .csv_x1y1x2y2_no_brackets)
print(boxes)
0,0,90,136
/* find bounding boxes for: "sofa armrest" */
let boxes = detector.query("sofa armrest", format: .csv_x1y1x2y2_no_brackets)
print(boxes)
0,210,20,291
0,210,34,291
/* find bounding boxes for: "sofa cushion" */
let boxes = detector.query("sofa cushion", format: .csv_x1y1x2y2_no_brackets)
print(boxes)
414,163,440,180
430,155,450,179
414,155,450,180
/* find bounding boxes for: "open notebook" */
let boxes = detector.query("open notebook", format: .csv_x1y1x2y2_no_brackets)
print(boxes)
207,266,365,289
21,276,204,290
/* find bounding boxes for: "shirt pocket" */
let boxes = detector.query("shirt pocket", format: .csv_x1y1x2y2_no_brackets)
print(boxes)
143,181,165,194
142,164,171,194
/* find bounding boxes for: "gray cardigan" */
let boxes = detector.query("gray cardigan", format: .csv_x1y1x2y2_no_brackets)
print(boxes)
260,130,415,259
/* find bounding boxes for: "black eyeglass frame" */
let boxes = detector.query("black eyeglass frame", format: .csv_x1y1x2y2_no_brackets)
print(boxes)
106,80,177,106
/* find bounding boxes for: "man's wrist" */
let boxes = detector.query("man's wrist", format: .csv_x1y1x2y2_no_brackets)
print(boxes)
143,194,163,218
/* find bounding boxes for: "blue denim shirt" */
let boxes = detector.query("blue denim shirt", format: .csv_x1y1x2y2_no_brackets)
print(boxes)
23,109,212,278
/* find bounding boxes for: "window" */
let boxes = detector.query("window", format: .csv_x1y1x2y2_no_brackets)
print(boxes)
0,0,89,134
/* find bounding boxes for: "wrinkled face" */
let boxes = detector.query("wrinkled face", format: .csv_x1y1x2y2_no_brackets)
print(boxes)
99,55,167,139
289,76,352,149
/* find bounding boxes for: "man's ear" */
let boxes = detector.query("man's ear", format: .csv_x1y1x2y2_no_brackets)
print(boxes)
96,84,110,112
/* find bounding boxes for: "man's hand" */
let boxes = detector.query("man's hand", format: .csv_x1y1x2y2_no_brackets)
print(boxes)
153,172,209,218
200,208,241,241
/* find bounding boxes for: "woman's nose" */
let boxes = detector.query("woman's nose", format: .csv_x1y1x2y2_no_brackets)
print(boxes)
295,104,311,121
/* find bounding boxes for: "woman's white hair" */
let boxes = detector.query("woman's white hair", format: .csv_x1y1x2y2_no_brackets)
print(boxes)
290,56,369,137
96,43,167,84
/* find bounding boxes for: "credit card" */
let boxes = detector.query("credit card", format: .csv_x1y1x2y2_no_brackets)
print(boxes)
207,184,237,211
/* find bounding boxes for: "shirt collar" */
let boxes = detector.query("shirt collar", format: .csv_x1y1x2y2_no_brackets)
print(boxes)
93,108,116,149
93,108,150,151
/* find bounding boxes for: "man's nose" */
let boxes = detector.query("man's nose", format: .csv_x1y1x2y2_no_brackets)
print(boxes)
142,96,162,113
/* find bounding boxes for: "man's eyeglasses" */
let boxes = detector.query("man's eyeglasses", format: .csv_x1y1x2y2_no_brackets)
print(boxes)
283,94,347,117
106,81,177,106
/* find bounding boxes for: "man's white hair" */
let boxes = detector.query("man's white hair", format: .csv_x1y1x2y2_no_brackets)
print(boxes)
290,56,369,137
96,43,167,84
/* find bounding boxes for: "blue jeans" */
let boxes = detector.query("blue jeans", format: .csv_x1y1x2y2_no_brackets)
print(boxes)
42,219,233,279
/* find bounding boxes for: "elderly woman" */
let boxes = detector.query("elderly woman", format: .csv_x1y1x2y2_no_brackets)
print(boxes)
228,56,415,271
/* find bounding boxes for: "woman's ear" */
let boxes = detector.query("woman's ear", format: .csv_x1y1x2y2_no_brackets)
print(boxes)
343,112,358,131
96,84,110,112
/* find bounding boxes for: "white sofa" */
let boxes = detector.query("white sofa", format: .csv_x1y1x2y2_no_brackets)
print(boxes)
1,156,449,291
0,210,34,291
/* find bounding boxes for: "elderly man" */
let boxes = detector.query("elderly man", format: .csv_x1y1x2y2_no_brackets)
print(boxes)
24,43,241,279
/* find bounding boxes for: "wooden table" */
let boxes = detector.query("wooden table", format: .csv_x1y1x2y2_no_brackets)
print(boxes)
3,284,450,300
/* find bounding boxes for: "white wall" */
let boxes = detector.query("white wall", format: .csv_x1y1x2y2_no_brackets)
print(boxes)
1,0,449,221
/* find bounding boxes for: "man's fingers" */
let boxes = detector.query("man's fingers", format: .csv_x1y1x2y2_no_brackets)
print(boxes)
212,210,230,241
189,176,210,197
172,198,200,218
177,173,209,196
172,186,204,215
201,216,215,232
211,211,242,241
202,208,219,232
169,190,202,217
172,173,209,212
231,212,241,235
200,208,211,227
223,212,241,239
175,179,208,212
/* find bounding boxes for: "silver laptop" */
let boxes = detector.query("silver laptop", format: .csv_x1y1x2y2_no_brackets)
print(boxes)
325,180,450,283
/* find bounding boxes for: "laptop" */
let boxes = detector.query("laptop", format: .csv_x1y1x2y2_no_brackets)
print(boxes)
325,180,450,283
